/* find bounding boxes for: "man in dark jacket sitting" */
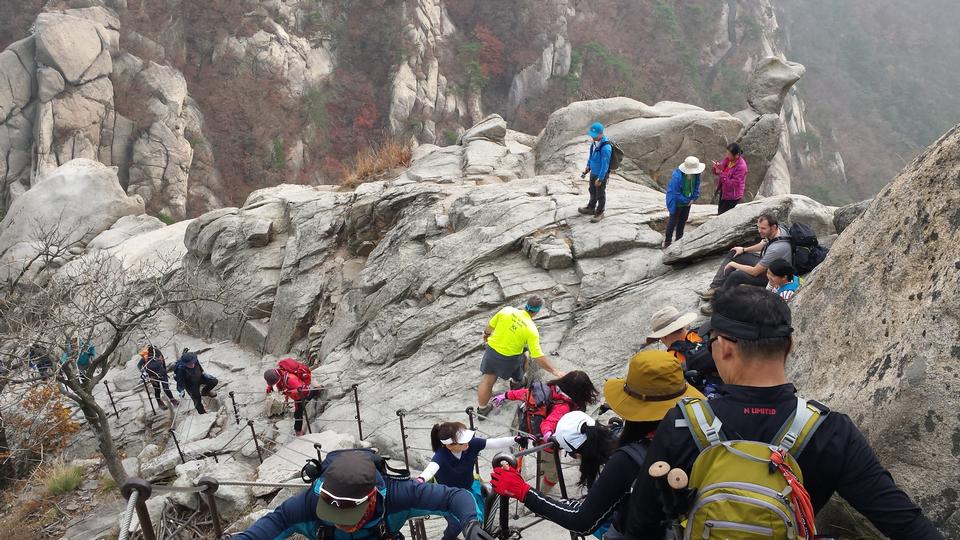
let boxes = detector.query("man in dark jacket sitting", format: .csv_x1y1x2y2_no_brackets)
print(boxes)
173,350,217,414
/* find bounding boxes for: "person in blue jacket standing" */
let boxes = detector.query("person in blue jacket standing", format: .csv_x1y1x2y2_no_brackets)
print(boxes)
579,122,613,223
663,156,704,248
236,449,492,540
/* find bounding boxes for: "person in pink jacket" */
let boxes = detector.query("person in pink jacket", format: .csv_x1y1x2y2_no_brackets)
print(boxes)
711,142,748,214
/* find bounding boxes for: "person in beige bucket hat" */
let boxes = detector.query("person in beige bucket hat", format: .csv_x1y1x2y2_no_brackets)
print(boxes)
645,306,698,346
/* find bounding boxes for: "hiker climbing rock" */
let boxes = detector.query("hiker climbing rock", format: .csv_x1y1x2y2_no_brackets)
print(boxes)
645,307,720,397
578,122,619,223
491,370,598,492
137,345,179,410
60,336,95,382
414,423,515,540
623,286,942,539
174,350,218,414
664,156,704,248
700,210,793,313
711,142,748,214
767,259,802,301
237,449,492,540
492,350,702,537
264,358,320,436
477,296,564,414
28,343,53,379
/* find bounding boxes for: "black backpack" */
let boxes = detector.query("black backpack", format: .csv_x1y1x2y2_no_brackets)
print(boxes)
600,140,625,171
787,222,829,275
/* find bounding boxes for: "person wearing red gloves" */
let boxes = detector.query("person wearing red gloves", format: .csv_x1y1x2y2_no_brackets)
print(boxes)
264,358,320,436
490,351,702,538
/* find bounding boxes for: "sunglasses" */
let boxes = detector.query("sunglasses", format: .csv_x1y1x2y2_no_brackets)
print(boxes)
319,486,377,509
709,334,738,348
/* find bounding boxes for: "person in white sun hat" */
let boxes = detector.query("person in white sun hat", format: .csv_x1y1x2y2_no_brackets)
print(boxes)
490,351,703,538
663,155,704,249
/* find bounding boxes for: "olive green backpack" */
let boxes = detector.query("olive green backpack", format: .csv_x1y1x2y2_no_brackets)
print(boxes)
676,396,828,539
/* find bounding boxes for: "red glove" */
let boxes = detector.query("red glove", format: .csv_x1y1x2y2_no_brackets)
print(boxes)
491,466,530,502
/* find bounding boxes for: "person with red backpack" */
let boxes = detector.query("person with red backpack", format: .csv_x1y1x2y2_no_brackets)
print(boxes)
264,358,320,436
491,370,598,491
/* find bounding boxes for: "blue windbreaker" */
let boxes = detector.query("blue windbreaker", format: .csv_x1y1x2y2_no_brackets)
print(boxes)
236,472,479,539
587,137,613,181
665,168,701,214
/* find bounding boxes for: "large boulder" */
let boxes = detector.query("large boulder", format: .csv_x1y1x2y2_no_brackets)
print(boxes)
747,57,807,115
458,114,507,145
833,199,872,234
0,159,144,281
662,194,835,265
534,98,742,189
789,123,960,537
34,13,107,85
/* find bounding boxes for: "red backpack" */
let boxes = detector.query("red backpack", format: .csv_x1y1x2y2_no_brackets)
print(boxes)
277,358,312,387
521,381,559,436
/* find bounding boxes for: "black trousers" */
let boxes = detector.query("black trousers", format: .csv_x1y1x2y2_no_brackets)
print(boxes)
293,389,321,432
186,375,218,414
709,252,768,289
665,205,692,244
587,174,607,214
151,378,175,402
718,198,740,214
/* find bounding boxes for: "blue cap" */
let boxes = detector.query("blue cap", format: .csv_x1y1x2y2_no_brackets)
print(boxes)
588,122,604,138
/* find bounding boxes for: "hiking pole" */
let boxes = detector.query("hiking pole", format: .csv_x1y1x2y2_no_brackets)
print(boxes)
396,409,411,470
248,420,264,464
491,454,517,540
650,462,683,535
667,468,689,539
352,384,364,440
105,381,120,419
229,391,240,425
466,406,480,474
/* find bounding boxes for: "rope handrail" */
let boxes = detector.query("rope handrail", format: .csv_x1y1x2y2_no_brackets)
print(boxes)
214,480,307,489
152,483,207,494
118,488,139,540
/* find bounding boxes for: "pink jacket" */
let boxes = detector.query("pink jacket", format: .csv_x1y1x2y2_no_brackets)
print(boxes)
714,156,748,200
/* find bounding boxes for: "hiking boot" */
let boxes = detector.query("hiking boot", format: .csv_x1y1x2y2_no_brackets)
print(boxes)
700,303,714,315
295,429,305,437
590,213,604,223
476,404,494,418
170,398,180,406
577,207,594,215
700,288,717,300
158,401,168,410
203,389,217,398
662,240,671,250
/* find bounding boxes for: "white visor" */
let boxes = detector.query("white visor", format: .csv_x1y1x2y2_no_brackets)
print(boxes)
440,429,475,445
554,411,596,453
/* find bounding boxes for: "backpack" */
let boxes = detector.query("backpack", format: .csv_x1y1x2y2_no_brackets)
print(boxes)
787,223,829,275
519,381,558,436
677,396,829,539
601,140,625,171
277,357,312,387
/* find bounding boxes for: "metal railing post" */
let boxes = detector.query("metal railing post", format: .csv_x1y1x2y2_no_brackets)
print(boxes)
248,420,264,464
229,391,240,425
552,446,580,540
169,428,186,464
197,477,224,538
491,454,516,540
302,400,313,434
120,478,157,540
466,406,479,474
352,384,363,440
142,379,157,414
396,409,411,470
104,381,120,418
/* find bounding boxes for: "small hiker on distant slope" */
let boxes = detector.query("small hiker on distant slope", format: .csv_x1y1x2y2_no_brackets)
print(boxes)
579,122,613,223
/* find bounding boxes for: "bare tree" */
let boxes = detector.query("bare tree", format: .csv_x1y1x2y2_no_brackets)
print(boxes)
0,222,248,483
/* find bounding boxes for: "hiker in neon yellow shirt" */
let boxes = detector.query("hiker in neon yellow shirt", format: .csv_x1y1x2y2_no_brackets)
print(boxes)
477,296,565,412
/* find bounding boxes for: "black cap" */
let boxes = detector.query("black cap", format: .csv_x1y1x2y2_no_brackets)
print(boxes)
314,452,377,525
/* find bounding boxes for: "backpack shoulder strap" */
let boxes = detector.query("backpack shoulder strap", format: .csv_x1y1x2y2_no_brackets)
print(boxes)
774,397,829,457
676,397,725,451
617,442,648,466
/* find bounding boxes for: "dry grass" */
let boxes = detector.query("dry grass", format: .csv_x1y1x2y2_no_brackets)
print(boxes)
342,140,412,189
42,461,84,496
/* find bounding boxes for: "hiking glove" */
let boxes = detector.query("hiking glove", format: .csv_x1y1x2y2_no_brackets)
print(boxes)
491,466,530,501
541,430,553,442
491,393,507,407
463,520,494,540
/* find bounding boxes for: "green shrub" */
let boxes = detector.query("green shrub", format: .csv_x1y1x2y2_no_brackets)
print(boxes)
156,213,176,225
43,463,84,496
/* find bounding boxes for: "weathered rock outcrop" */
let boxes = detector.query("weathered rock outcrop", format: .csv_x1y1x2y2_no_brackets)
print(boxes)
0,159,143,281
535,98,743,189
832,198,872,234
790,124,960,537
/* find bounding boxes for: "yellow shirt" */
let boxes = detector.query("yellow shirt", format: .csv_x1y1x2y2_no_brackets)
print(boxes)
487,307,543,358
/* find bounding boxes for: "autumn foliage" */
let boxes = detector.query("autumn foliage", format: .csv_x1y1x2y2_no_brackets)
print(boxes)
4,385,81,458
